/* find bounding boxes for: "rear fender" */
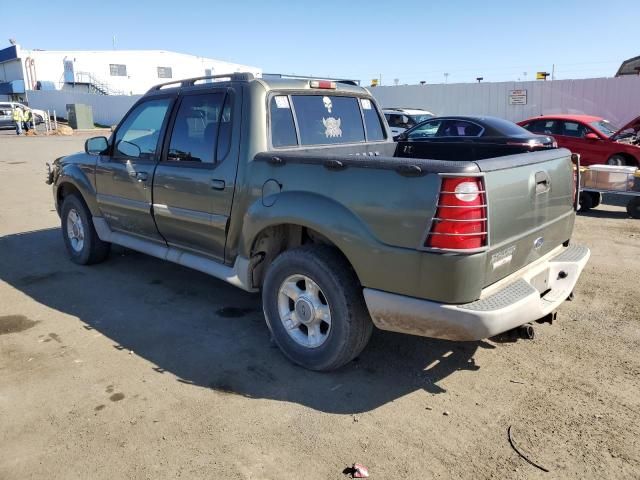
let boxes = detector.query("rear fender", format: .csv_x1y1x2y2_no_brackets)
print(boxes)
240,191,384,282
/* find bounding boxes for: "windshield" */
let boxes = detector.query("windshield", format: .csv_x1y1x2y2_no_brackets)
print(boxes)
410,114,434,123
590,120,619,137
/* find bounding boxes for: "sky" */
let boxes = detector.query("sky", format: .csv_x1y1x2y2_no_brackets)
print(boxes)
4,0,639,85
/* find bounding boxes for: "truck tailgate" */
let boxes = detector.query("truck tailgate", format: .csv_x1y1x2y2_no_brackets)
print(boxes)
478,149,576,286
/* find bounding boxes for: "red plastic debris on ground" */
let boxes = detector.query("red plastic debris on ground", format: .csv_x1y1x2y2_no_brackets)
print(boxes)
352,463,370,478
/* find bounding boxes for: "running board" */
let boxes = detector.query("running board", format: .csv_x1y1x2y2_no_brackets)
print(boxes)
93,217,255,292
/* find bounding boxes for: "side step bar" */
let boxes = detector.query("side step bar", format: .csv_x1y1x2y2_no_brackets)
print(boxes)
93,217,256,292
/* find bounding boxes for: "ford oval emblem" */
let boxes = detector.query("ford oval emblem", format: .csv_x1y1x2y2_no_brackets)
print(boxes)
533,237,544,250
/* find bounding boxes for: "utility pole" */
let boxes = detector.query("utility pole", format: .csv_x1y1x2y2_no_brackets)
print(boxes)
112,35,117,50
551,64,555,81
444,72,449,84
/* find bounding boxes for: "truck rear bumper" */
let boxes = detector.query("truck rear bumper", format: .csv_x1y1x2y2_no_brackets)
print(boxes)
363,243,590,341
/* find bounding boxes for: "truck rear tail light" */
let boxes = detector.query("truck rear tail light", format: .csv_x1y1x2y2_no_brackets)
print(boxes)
309,80,336,89
426,176,487,251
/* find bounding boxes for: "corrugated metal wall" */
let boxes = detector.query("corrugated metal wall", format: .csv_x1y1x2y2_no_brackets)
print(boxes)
370,76,640,126
22,76,640,128
26,90,141,126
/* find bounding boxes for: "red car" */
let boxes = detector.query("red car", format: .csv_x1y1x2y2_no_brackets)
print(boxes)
518,114,640,167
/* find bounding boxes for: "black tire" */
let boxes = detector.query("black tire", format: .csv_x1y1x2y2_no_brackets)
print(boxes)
607,154,628,166
589,192,601,208
627,197,640,219
61,194,110,265
262,246,373,371
579,191,594,211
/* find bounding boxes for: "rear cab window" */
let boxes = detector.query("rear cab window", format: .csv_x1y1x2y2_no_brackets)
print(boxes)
270,93,386,148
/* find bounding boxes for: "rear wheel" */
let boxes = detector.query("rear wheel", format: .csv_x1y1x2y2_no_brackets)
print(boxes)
588,191,601,208
627,197,640,219
262,246,373,371
61,194,110,265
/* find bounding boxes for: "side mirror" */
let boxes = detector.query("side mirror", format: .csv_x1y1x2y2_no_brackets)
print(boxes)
584,132,599,140
395,132,407,141
85,136,109,155
116,140,141,158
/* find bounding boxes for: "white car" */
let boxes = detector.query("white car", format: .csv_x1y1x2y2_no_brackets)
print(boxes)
383,108,435,136
0,102,47,128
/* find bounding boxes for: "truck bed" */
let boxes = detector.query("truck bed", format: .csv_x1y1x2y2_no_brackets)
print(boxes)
251,145,575,303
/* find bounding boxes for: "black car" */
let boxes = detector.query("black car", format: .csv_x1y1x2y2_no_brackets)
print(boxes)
394,115,557,161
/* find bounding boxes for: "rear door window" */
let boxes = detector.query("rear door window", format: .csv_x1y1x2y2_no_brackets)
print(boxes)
438,120,483,137
527,120,557,135
407,120,442,139
167,92,226,164
561,121,586,138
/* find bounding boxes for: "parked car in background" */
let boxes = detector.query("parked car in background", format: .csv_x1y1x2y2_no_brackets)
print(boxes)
518,114,640,167
0,102,47,128
383,107,435,136
395,115,557,161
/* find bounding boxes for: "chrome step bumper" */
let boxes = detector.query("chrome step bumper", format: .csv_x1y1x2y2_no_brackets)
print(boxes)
363,244,590,341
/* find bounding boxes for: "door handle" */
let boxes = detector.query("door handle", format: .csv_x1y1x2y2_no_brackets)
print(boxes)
128,170,148,181
211,179,225,190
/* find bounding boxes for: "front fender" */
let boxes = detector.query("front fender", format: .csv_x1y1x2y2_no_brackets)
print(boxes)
55,163,100,216
239,191,422,290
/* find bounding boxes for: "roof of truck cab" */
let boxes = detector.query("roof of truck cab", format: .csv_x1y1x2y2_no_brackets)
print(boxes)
145,75,369,96
253,77,368,94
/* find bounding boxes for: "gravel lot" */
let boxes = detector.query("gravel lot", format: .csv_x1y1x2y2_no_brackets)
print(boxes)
1,130,639,479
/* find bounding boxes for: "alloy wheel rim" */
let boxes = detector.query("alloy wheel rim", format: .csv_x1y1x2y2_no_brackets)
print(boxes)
66,208,85,252
277,274,332,348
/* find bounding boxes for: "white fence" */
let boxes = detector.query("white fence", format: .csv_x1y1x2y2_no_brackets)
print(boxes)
25,90,141,126
370,76,640,126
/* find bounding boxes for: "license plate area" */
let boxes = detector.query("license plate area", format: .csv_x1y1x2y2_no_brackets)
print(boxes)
530,268,550,294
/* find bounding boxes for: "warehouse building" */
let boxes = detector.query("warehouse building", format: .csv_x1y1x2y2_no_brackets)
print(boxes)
0,44,261,99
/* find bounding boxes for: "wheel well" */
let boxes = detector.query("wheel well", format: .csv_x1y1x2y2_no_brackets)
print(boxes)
248,224,357,289
610,152,638,167
56,182,83,214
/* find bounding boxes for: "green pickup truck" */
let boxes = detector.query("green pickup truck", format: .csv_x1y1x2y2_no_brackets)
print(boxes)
46,73,590,371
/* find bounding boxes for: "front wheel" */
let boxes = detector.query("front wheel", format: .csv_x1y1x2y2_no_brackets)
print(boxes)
262,246,373,371
61,194,110,264
607,154,628,166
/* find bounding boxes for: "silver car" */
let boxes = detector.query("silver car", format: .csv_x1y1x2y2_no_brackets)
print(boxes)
0,102,47,128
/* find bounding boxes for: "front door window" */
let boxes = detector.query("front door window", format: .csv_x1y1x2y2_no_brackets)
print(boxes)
114,98,172,159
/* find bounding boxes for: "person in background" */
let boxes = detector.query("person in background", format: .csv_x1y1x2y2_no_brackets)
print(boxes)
12,106,24,135
23,108,33,132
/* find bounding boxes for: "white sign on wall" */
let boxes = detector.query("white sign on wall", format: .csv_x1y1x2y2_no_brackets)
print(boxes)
508,89,527,105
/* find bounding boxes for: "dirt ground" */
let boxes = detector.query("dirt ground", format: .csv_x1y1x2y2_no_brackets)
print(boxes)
1,130,639,479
